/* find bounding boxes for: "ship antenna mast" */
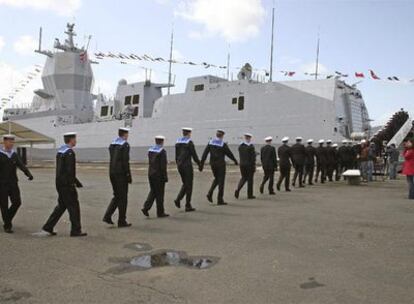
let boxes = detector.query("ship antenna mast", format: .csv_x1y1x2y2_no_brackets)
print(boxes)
269,1,275,82
226,44,231,80
167,22,174,95
315,28,320,80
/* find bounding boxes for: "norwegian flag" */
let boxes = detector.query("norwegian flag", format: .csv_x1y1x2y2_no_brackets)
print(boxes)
80,51,88,63
369,69,380,80
355,72,365,78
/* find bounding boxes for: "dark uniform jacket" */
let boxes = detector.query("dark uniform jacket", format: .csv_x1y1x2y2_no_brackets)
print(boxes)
201,138,237,167
260,145,277,170
109,137,131,181
238,142,256,170
315,146,327,164
148,145,168,182
290,143,306,166
277,144,292,168
0,149,32,184
305,145,316,165
55,145,81,188
326,146,336,164
337,145,350,164
175,137,200,168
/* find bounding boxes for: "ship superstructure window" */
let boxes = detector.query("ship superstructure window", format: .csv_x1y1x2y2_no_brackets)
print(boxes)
124,96,132,105
132,94,140,105
238,96,245,111
110,106,113,115
132,107,139,117
100,106,109,117
232,97,237,105
194,84,204,91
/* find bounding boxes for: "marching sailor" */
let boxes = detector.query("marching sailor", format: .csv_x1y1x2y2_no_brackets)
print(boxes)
326,140,336,182
42,132,87,237
315,139,327,183
141,135,169,218
291,136,306,188
103,127,132,227
0,134,33,233
303,139,316,185
260,136,277,195
276,137,292,192
200,129,238,205
174,127,201,212
235,133,256,199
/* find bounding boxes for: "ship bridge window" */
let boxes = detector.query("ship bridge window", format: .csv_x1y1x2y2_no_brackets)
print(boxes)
110,106,113,115
194,84,204,91
132,107,139,117
132,94,140,105
100,106,109,117
238,96,245,111
232,97,237,104
125,96,132,105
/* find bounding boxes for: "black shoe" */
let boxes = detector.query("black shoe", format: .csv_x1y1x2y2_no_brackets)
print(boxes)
248,196,256,199
259,185,264,194
141,208,149,217
174,199,181,209
206,194,213,203
103,217,114,225
157,214,170,218
70,232,87,237
4,227,13,234
276,184,281,191
286,189,291,192
43,229,57,236
185,207,196,212
118,222,132,228
299,185,305,188
217,201,228,205
269,191,276,195
234,190,239,199
292,183,296,187
308,182,314,186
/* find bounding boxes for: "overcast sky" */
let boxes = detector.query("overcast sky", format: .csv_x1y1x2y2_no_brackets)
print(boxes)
0,0,413,125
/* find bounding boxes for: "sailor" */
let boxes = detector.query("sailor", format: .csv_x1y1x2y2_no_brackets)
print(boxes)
174,127,201,212
291,137,306,188
142,136,169,218
315,139,327,183
332,143,340,181
103,127,132,228
235,133,256,199
260,136,277,195
42,132,87,237
326,140,336,182
337,140,350,177
349,141,358,169
0,134,33,233
303,139,316,185
200,129,238,205
276,137,292,192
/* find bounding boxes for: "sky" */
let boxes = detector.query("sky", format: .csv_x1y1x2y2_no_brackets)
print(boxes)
0,0,413,126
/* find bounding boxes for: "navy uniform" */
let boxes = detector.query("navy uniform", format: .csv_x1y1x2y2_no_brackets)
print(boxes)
174,127,201,212
277,137,292,192
42,132,86,237
303,139,316,185
260,136,277,195
235,133,256,199
103,127,132,227
142,136,169,218
315,139,327,183
200,129,238,205
338,140,350,178
291,137,306,188
326,140,336,181
0,134,33,233
332,144,340,181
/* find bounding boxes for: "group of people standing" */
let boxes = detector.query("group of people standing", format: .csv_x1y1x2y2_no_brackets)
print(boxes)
1,128,413,236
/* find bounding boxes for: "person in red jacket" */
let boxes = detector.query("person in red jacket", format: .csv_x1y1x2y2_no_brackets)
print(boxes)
402,139,414,199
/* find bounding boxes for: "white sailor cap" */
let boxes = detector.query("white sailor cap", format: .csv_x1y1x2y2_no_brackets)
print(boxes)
307,139,314,143
119,127,130,132
155,135,165,140
216,129,225,134
326,139,332,144
360,139,367,143
332,143,338,148
318,139,325,144
295,136,303,141
282,136,289,142
182,127,193,132
3,134,15,140
63,132,77,137
264,136,273,142
342,139,348,143
244,132,253,137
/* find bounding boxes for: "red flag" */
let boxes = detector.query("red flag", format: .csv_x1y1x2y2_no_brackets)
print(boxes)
287,71,295,77
80,51,88,63
369,70,380,80
355,72,365,78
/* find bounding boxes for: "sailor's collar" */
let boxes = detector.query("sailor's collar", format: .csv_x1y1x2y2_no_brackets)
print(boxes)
176,137,191,144
0,148,15,158
58,144,73,154
112,137,127,145
240,141,253,146
149,145,164,153
209,138,224,147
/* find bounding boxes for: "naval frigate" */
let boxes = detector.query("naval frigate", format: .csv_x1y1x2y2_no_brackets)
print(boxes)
3,24,371,161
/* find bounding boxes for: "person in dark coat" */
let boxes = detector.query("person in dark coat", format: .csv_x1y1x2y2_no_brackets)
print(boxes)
260,136,277,195
235,133,256,199
277,137,292,192
200,129,238,205
303,139,316,185
0,134,33,233
325,140,336,182
174,127,201,212
291,137,306,188
42,132,87,237
103,127,132,228
337,140,350,178
315,139,327,183
142,135,169,218
332,143,340,181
